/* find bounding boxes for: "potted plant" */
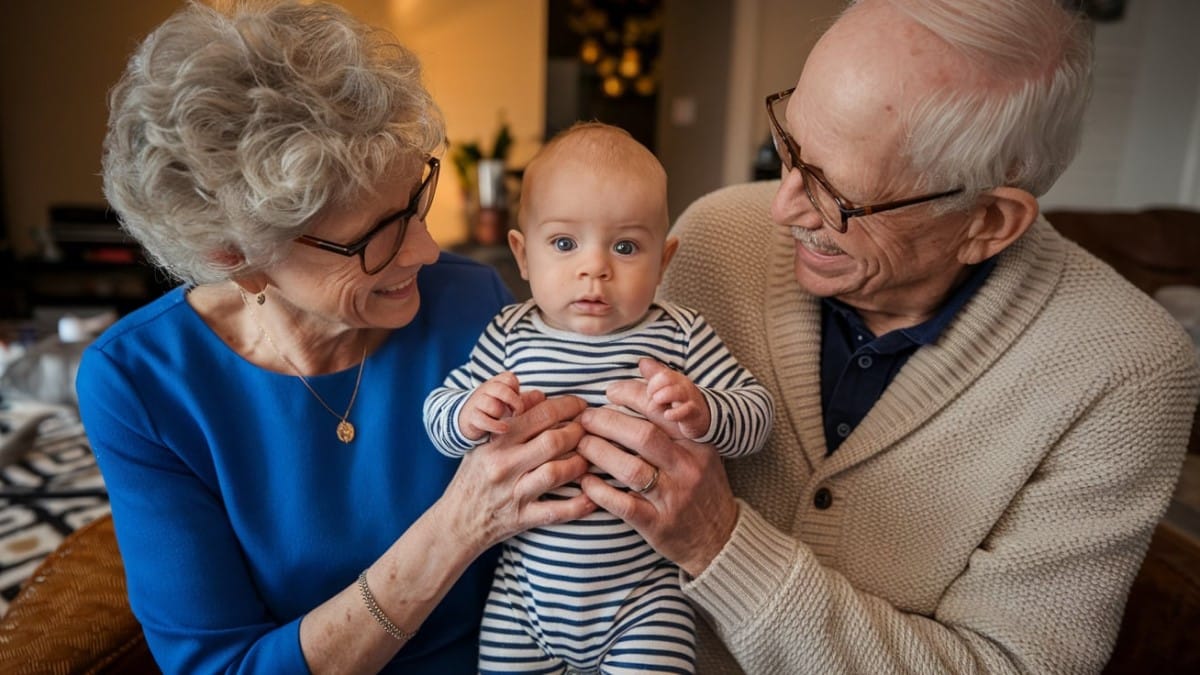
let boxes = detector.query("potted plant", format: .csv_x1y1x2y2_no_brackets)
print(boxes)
451,118,514,245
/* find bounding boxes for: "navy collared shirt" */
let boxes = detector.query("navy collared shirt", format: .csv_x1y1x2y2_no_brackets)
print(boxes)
820,257,997,454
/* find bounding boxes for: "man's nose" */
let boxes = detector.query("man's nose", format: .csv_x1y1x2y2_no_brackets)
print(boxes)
771,168,823,230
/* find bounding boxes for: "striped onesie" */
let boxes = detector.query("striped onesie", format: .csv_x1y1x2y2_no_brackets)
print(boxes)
423,300,774,674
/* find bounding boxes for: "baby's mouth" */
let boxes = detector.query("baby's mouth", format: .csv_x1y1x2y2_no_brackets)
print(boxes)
572,297,609,313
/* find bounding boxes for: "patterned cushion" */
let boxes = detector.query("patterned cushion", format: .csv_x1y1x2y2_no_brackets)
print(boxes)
1,411,110,611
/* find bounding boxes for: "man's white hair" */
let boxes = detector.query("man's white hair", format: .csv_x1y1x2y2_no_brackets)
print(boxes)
849,0,1093,207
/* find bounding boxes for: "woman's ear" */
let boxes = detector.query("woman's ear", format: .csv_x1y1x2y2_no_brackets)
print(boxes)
957,187,1039,265
507,229,530,280
212,247,270,296
208,246,245,270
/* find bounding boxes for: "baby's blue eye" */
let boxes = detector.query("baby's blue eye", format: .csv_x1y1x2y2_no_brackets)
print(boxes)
552,237,576,252
613,240,638,255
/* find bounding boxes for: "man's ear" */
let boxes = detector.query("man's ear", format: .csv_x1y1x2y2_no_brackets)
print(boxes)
657,235,680,284
508,229,530,280
957,186,1039,265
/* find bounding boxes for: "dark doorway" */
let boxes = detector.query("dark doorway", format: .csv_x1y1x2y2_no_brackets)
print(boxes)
544,0,662,151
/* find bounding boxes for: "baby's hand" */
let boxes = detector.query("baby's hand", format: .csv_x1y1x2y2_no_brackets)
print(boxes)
642,359,710,440
459,372,524,441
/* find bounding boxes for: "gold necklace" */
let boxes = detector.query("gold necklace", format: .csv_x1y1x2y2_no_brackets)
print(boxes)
242,290,366,443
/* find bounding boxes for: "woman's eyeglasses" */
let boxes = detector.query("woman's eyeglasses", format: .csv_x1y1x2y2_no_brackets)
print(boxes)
294,156,440,274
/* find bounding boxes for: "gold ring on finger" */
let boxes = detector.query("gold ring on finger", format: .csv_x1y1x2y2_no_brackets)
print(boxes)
636,466,660,494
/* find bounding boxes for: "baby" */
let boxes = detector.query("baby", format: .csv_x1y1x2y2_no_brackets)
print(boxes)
423,122,774,674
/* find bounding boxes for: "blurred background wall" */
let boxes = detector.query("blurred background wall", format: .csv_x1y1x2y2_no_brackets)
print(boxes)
1,0,1197,260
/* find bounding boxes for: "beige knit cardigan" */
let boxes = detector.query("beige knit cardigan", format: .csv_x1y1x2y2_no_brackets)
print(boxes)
659,181,1200,674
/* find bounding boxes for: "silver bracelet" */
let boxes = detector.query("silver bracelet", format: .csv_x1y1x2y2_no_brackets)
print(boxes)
357,570,417,642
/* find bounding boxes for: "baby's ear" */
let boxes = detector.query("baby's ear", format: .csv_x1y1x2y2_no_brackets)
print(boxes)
659,236,680,278
507,229,530,280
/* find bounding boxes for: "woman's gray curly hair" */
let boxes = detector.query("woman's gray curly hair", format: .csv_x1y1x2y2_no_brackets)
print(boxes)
102,0,445,285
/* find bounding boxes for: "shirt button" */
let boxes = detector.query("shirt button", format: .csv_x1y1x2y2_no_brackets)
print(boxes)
836,422,851,438
857,355,873,369
814,487,833,510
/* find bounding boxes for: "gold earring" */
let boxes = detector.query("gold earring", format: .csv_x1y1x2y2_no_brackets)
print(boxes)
256,292,266,305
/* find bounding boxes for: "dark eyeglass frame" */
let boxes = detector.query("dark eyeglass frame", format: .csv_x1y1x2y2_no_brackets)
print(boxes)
765,88,963,233
294,156,440,275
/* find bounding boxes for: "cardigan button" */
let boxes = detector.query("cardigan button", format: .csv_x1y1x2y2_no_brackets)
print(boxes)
813,487,833,510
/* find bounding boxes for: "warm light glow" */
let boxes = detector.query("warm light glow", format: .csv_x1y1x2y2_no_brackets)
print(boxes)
390,0,421,17
634,75,655,96
618,47,640,78
567,0,661,98
580,37,600,64
602,76,625,97
378,0,546,246
583,8,606,32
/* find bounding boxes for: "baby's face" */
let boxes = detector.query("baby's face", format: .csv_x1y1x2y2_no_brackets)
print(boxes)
510,159,675,336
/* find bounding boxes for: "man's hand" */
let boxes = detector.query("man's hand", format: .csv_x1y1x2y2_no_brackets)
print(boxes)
576,387,739,577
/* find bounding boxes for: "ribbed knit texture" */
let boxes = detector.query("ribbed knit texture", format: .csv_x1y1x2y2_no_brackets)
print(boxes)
660,181,1200,674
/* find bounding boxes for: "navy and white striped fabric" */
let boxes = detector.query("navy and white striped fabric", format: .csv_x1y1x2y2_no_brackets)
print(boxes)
423,300,773,673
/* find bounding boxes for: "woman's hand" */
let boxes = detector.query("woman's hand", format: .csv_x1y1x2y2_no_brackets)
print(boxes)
576,369,739,577
438,390,595,553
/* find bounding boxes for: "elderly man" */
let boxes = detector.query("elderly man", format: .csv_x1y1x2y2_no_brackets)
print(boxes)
577,0,1200,673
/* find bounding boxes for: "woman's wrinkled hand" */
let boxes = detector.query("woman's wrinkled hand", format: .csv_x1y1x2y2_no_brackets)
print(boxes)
439,390,595,553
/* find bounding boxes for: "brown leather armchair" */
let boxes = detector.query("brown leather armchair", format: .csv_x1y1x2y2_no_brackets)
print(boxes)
1045,208,1200,296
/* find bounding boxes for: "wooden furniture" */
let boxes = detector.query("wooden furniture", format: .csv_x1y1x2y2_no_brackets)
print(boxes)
5,206,173,320
1045,208,1200,297
1104,457,1200,674
0,515,158,673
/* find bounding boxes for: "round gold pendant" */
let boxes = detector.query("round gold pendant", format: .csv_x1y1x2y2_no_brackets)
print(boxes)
337,420,355,443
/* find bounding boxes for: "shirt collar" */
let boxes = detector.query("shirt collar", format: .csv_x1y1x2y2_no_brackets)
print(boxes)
822,256,998,348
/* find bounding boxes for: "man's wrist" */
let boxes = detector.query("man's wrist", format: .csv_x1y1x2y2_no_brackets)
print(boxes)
679,499,739,577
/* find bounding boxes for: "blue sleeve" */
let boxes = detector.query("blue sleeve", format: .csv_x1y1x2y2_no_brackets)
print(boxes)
77,346,310,674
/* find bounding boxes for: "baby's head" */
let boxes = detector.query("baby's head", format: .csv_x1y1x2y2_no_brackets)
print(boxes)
509,122,677,336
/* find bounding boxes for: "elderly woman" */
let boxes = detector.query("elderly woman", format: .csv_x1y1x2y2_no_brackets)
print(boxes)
75,2,593,672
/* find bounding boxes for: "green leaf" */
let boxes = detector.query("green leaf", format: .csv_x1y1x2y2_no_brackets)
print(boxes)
491,123,513,161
